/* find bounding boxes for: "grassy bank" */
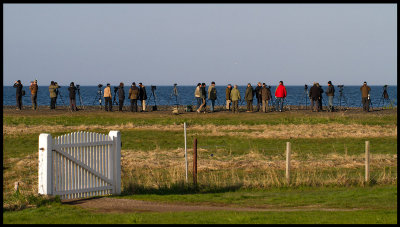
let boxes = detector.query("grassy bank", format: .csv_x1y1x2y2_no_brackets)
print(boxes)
3,109,397,223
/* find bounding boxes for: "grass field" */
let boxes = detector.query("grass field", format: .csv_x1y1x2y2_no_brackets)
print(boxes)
2,107,397,223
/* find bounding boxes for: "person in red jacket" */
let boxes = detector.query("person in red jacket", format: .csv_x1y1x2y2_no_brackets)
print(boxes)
274,81,287,112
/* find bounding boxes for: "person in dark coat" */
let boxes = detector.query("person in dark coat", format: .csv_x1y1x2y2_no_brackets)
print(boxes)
118,82,125,111
317,83,324,111
68,82,77,111
129,82,139,112
255,82,262,112
245,83,254,112
138,82,147,112
13,80,23,110
309,82,321,112
207,81,217,112
261,83,272,113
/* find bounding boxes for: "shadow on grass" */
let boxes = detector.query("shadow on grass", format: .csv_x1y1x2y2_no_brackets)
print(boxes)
121,181,244,195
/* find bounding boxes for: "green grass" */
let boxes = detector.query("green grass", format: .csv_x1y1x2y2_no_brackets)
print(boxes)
4,129,397,159
3,185,397,224
118,185,397,210
3,110,397,126
3,206,396,224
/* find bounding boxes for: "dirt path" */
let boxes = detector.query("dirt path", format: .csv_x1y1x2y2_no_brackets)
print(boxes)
65,197,363,213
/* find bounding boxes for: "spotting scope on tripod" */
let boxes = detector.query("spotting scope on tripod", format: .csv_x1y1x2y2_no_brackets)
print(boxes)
336,85,348,110
93,84,103,109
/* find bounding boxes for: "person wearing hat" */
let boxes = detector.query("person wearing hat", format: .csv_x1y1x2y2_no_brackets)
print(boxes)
103,83,112,111
325,81,335,112
129,82,139,112
13,80,23,110
274,81,287,112
68,82,78,111
29,80,38,110
225,84,232,111
360,81,371,112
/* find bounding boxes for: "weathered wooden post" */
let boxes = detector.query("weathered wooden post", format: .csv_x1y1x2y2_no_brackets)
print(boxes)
184,122,188,183
193,138,198,186
286,142,291,185
365,141,370,182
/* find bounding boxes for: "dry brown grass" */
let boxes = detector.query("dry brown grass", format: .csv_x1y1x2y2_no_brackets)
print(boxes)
3,123,397,139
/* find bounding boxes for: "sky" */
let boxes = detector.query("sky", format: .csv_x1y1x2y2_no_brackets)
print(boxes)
3,4,397,86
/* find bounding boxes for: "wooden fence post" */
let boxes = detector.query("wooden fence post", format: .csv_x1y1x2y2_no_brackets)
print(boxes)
109,131,121,195
38,133,53,195
184,122,188,183
193,138,197,186
286,142,291,185
365,141,370,182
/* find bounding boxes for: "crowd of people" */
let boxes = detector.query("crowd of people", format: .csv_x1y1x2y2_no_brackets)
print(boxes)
12,80,373,113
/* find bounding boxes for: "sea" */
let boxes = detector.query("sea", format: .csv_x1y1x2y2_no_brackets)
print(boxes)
3,85,397,108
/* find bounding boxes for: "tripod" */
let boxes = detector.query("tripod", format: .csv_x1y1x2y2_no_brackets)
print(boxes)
56,88,66,106
93,87,103,109
336,86,348,110
76,87,84,110
377,85,392,109
147,85,158,111
113,88,119,106
299,85,309,110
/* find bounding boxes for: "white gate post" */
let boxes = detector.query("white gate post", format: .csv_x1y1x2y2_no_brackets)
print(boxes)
109,131,121,195
38,133,53,195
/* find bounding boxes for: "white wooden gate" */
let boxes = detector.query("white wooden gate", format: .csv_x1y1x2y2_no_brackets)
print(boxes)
38,131,121,200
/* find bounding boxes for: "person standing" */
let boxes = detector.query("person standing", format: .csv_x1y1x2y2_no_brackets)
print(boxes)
138,82,147,112
261,83,272,113
230,85,241,114
208,81,217,112
194,83,202,109
309,82,321,112
245,83,254,112
317,83,324,111
68,82,77,111
225,84,232,111
13,80,23,110
29,80,38,110
255,82,262,112
274,81,287,112
325,81,335,112
103,83,112,111
197,83,207,113
49,81,59,110
129,82,139,112
118,82,125,111
360,81,371,112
